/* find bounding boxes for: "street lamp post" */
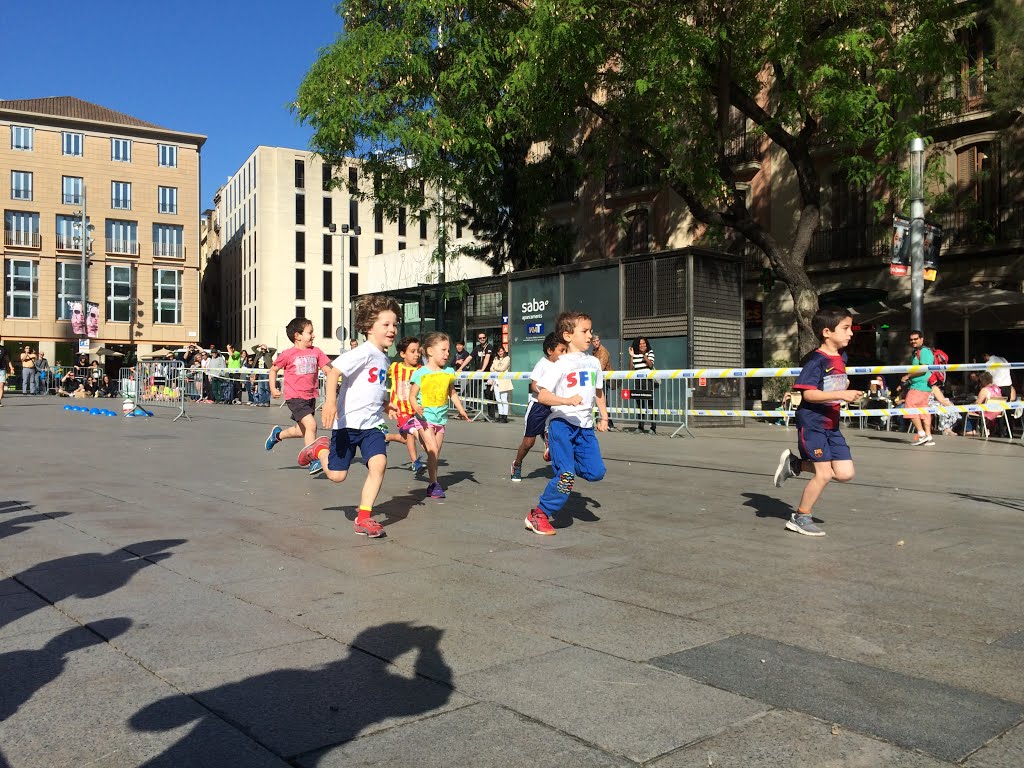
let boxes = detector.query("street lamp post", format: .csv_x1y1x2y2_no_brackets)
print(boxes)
908,137,926,332
71,185,94,347
329,223,361,341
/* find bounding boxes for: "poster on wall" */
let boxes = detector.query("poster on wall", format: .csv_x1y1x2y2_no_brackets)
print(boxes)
890,214,941,280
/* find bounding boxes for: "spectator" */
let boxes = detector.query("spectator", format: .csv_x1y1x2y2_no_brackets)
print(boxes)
58,370,84,397
473,331,495,418
974,371,1008,437
453,340,472,393
591,332,615,429
20,345,37,395
629,336,656,434
35,351,50,395
901,330,934,446
981,350,1016,401
97,374,114,398
252,344,274,407
207,349,227,402
489,346,514,423
0,341,13,406
226,344,243,403
349,338,360,350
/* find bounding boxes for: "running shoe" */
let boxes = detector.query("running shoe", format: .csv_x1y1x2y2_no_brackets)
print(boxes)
911,435,934,446
297,436,330,467
308,458,324,476
524,508,556,535
785,513,825,537
773,449,798,488
429,482,446,499
265,425,283,451
510,462,522,482
353,518,385,538
412,457,425,474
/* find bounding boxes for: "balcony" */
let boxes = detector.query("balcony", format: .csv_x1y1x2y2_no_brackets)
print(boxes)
153,241,185,259
55,233,80,252
807,223,892,265
3,229,41,249
106,238,139,256
724,132,761,165
605,162,661,196
924,79,990,123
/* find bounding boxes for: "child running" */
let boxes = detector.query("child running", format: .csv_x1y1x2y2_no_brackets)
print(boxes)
772,306,863,537
264,317,333,475
524,312,608,535
297,295,401,538
385,336,425,472
409,331,470,499
510,332,566,481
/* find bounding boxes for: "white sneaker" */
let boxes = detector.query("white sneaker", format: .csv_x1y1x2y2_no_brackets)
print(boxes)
773,449,797,488
911,435,933,446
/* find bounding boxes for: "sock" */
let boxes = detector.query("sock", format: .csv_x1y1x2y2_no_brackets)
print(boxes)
316,447,329,462
917,431,926,438
357,506,372,522
797,507,811,517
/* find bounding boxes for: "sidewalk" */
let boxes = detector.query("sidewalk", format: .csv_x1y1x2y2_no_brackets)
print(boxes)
1,398,1022,766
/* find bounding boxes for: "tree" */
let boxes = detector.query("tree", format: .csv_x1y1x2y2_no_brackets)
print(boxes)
297,0,965,354
989,0,1024,112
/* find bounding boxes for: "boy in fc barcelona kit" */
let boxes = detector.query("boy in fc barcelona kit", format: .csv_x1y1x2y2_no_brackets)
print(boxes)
524,311,609,535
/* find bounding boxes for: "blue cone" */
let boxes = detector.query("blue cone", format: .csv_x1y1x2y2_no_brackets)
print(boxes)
63,404,72,411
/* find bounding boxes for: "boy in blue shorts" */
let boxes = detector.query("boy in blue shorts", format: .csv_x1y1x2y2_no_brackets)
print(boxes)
772,306,863,537
299,295,401,538
510,332,566,481
525,312,609,535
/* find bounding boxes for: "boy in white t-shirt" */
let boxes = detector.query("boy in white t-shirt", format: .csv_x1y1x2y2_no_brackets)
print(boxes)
525,312,609,535
298,295,401,538
510,332,566,481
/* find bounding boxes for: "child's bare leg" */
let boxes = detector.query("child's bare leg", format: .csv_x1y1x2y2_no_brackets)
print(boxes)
830,459,854,483
418,428,439,482
297,414,318,444
514,435,537,466
359,454,387,509
278,423,304,441
405,433,418,463
797,462,834,513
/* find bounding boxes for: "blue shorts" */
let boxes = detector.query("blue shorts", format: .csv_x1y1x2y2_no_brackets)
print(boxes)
524,401,552,438
328,426,387,471
797,426,852,463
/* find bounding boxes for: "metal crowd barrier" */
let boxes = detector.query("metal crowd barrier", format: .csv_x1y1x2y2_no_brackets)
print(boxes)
134,360,189,422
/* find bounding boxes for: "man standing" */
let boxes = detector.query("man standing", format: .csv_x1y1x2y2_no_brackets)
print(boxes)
36,351,50,395
591,333,615,429
20,345,37,395
226,343,242,403
0,342,13,406
902,330,934,446
982,350,1016,400
473,332,494,418
253,344,274,406
453,340,472,393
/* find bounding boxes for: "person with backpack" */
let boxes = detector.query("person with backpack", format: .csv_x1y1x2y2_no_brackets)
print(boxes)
924,347,959,435
900,330,936,445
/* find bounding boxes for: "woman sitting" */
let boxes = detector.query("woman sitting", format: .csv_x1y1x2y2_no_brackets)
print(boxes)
970,372,1007,436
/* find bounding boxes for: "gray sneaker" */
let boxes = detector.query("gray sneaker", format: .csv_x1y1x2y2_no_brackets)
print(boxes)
785,513,825,537
773,449,798,488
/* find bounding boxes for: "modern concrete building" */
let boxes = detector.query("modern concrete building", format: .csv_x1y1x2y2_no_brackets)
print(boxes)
204,146,490,353
0,96,205,366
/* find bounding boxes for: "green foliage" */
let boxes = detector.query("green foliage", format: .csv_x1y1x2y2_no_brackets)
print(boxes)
989,0,1024,111
761,359,798,403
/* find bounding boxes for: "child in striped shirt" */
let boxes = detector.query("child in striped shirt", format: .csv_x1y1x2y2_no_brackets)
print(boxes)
385,336,425,472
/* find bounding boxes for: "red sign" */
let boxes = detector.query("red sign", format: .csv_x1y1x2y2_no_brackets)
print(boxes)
621,390,631,400
698,377,707,387
890,263,909,277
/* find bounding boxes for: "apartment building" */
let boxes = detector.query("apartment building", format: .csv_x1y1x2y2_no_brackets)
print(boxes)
0,97,205,366
204,146,489,352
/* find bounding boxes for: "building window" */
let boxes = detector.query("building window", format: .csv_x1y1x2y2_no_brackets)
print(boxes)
5,259,38,318
158,186,178,214
106,265,134,321
398,207,407,236
62,176,83,205
398,241,406,251
153,268,182,324
323,307,333,337
349,237,359,267
323,234,332,264
56,214,81,250
456,220,463,239
374,204,383,233
323,196,332,228
111,138,132,162
349,272,358,298
956,142,995,210
294,159,305,189
374,239,383,255
349,199,358,228
295,194,305,225
419,212,428,240
625,210,649,253
323,271,333,301
295,305,305,318
111,181,132,210
4,211,40,248
153,224,184,258
348,166,358,187
295,269,305,301
105,219,139,255
295,231,305,262
62,132,84,157
158,144,178,167
11,126,33,151
11,171,32,201
322,164,332,191
56,262,82,320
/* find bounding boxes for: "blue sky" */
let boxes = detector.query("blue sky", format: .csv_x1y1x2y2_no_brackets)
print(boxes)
0,0,342,210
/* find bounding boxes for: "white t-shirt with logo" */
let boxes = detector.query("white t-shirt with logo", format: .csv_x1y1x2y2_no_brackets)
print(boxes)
330,342,390,430
536,351,603,428
527,357,555,404
989,355,1012,387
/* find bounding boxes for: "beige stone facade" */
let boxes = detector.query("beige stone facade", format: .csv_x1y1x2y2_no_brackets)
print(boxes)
206,146,488,353
0,97,205,365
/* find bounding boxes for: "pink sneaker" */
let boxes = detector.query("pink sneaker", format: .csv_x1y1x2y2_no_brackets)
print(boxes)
524,508,556,535
297,436,329,467
354,518,385,538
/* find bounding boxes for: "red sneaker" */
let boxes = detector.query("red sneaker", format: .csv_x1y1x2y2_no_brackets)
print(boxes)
297,436,329,467
524,508,555,535
354,518,385,538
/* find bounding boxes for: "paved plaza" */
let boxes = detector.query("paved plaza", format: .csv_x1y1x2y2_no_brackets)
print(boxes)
1,397,1023,767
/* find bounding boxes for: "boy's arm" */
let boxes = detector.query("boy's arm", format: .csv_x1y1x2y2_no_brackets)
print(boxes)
538,387,583,407
529,380,539,396
268,364,281,398
594,388,609,431
800,388,862,404
321,367,342,428
448,384,470,420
